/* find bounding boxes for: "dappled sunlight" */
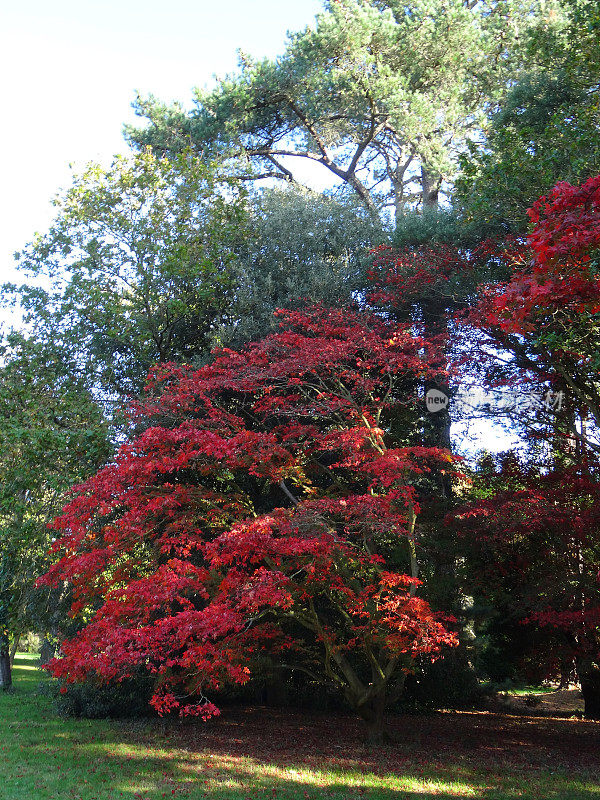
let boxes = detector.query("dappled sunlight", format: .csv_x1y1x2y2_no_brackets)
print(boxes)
2,660,600,799
18,710,599,800
30,715,599,799
173,751,484,796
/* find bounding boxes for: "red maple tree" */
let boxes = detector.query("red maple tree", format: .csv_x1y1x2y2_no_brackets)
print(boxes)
368,239,520,312
453,457,600,716
366,177,600,716
455,176,600,715
40,306,457,740
469,175,600,435
483,174,600,333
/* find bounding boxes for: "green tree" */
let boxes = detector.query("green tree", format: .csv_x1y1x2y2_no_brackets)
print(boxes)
5,149,247,400
222,186,388,347
0,335,109,690
456,0,600,232
129,0,546,221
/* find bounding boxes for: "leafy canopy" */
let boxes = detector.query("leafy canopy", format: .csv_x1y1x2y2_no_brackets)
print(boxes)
6,149,247,398
0,335,109,654
41,306,457,729
129,0,545,219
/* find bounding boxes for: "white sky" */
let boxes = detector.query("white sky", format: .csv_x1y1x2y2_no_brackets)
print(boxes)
0,0,323,295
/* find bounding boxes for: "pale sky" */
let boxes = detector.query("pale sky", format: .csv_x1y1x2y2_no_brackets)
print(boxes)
0,0,323,294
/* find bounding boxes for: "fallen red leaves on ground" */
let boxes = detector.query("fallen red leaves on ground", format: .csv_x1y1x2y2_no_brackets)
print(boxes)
154,705,600,775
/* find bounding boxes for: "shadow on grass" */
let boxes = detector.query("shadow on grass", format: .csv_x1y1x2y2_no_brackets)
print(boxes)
25,737,600,800
2,656,600,800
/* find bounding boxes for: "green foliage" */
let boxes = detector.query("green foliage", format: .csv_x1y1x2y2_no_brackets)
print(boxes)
129,0,542,218
457,75,600,232
456,0,600,232
391,206,494,248
0,335,110,649
6,149,247,397
43,675,154,719
392,208,464,247
221,186,388,347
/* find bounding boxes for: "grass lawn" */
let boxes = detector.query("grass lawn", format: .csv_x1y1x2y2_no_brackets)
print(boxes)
1,654,599,800
499,685,559,696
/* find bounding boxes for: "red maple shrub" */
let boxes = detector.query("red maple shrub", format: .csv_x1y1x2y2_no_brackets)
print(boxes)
40,306,458,739
453,456,600,715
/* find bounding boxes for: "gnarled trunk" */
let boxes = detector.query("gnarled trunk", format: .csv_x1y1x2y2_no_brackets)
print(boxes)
421,167,441,210
356,688,389,745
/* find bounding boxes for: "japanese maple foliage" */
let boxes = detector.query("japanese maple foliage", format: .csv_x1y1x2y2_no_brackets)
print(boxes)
466,176,600,326
368,239,521,313
469,176,600,436
40,306,457,736
453,456,600,713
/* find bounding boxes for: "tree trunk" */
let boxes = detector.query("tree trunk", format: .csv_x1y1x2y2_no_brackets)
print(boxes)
558,657,574,690
0,630,12,691
357,689,389,745
422,300,452,456
9,634,20,666
39,635,56,666
422,298,457,612
421,167,440,210
580,667,600,720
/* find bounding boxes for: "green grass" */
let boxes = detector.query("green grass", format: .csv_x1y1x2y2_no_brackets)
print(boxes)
479,681,562,696
503,685,562,696
1,654,599,800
